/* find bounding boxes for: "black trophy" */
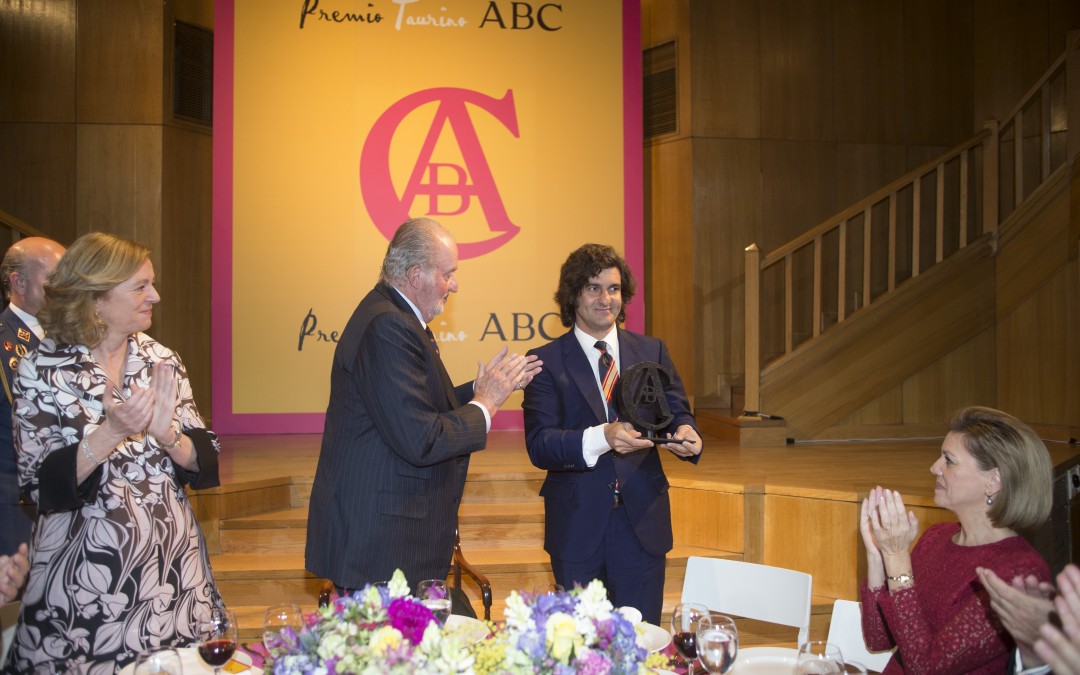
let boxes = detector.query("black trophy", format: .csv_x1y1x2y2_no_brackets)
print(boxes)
616,361,686,447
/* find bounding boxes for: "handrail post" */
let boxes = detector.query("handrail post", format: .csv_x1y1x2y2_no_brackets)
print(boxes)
982,120,1000,250
1067,30,1080,164
743,244,761,416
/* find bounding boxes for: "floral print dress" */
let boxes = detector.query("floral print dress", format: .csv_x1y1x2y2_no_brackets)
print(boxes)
4,333,224,675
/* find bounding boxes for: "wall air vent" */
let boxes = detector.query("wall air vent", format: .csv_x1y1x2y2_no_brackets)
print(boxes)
643,41,676,139
173,21,213,126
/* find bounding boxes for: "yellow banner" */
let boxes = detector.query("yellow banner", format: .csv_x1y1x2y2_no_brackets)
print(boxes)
214,0,640,432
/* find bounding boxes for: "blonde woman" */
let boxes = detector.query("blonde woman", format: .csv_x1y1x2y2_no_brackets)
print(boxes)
4,233,223,674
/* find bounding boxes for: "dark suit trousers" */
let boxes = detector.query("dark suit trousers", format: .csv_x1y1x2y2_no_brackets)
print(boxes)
548,503,666,625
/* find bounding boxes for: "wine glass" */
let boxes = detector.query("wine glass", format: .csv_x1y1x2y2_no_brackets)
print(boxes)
842,661,868,674
133,648,183,675
416,579,452,624
196,607,238,675
670,602,709,672
697,614,738,674
796,640,845,674
262,603,302,653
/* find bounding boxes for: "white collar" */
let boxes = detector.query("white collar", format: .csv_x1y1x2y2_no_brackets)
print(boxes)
574,324,618,359
8,303,43,340
390,286,428,330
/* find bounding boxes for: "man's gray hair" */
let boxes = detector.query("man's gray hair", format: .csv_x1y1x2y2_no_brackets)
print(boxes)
0,244,29,300
379,218,446,286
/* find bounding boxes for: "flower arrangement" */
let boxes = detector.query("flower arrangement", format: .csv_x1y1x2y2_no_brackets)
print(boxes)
264,570,667,675
264,570,474,674
470,579,667,675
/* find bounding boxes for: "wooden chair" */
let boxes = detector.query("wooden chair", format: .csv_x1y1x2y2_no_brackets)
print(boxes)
317,528,492,621
681,556,813,646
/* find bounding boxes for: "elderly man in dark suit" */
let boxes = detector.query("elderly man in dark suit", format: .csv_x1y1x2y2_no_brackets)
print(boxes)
0,237,64,556
522,243,702,624
305,218,541,609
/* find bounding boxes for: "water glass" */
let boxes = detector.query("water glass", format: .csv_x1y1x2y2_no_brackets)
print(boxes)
263,603,302,652
697,614,738,674
416,579,452,624
133,648,183,675
796,640,845,675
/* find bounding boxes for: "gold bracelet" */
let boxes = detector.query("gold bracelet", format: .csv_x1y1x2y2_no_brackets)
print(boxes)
160,425,183,450
887,572,915,585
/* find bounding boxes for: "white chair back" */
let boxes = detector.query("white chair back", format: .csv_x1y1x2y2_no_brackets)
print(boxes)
1,601,20,666
826,598,894,672
680,556,813,645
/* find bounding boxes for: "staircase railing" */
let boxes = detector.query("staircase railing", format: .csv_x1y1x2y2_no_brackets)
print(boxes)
743,32,1078,417
0,207,49,244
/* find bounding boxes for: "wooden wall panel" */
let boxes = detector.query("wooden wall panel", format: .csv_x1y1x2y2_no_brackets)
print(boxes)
904,0,974,145
173,0,214,27
760,0,836,142
841,385,903,426
901,328,996,423
0,0,76,123
0,123,76,242
77,0,164,124
997,269,1072,425
973,2,1052,127
761,141,837,249
76,124,163,247
764,495,858,599
689,0,761,139
161,125,213,413
833,0,905,144
670,486,744,552
647,140,696,394
996,178,1071,317
835,143,907,208
641,0,691,142
693,139,762,394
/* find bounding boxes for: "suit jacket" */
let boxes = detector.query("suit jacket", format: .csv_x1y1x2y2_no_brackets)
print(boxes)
522,328,699,562
0,305,38,553
305,282,488,588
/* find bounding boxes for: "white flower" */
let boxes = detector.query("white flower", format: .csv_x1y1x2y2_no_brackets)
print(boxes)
503,590,532,631
388,569,411,598
575,579,614,621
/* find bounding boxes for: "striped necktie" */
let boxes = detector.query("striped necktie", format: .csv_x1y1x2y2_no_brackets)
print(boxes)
595,340,619,422
425,326,440,355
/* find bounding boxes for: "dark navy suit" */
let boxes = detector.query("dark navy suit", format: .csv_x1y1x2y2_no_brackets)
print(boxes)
305,282,487,591
523,328,699,622
0,305,38,554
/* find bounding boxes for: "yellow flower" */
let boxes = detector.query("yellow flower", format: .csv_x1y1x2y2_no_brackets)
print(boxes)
368,625,403,655
545,612,583,663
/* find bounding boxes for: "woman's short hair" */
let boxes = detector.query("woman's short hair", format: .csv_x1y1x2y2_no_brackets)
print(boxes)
949,406,1053,531
555,244,636,328
40,232,151,348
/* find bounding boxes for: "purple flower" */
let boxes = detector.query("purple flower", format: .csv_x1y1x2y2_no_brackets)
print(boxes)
387,597,435,643
574,651,614,675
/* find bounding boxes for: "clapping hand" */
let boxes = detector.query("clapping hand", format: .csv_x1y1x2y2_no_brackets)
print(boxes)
865,486,918,555
472,347,543,416
1035,564,1080,675
0,543,29,604
979,566,1055,667
146,362,179,444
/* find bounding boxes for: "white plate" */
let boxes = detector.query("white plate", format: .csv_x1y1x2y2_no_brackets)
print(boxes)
734,646,799,674
635,622,671,653
118,647,258,675
444,614,491,643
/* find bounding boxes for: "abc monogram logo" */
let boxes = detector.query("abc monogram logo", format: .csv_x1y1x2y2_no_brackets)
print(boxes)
360,88,522,259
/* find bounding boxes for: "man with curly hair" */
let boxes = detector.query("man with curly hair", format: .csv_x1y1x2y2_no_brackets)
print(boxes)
522,243,702,624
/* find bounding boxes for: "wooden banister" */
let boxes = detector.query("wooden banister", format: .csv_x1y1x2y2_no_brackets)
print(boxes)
742,37,1072,422
0,208,48,240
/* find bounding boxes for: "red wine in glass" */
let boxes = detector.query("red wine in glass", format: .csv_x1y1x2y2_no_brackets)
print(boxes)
674,631,698,660
197,638,236,667
197,607,239,674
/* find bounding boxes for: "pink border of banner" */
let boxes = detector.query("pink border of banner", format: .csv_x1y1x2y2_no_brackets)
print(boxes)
211,0,643,433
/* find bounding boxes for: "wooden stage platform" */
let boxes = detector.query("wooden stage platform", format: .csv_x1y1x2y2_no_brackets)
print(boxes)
192,431,1080,644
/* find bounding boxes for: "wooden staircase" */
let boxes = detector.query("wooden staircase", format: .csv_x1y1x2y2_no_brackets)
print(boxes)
197,440,841,643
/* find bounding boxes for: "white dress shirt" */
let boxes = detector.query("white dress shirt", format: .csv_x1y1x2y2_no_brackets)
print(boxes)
574,324,619,467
